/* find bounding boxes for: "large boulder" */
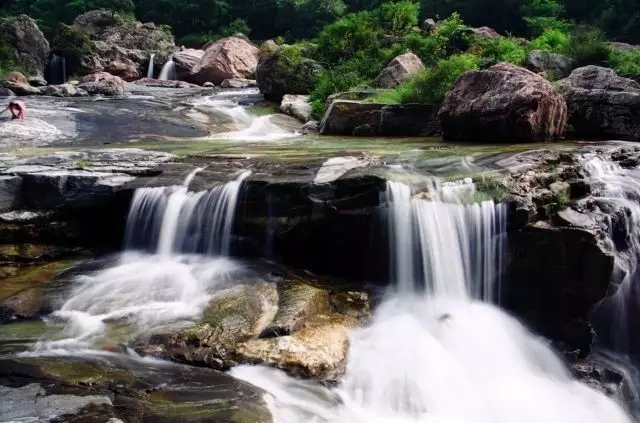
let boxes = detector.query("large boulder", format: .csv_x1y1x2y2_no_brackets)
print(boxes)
78,71,125,96
0,15,49,79
173,48,205,74
438,62,567,142
557,66,640,141
190,36,258,85
256,44,323,101
52,9,174,77
280,94,312,122
374,52,424,88
319,100,440,136
526,50,575,80
2,71,40,95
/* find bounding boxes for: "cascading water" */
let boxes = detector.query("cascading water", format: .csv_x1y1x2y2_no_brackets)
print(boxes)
47,53,67,85
24,170,251,356
147,53,156,78
583,155,640,358
158,55,177,80
192,89,299,141
231,177,633,423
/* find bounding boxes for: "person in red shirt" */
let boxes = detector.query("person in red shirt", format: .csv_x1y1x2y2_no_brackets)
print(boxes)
2,100,25,120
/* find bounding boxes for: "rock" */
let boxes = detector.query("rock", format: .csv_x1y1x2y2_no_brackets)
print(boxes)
0,88,15,97
525,50,575,80
280,94,312,122
320,101,440,136
374,52,425,88
27,75,47,87
256,44,323,101
326,88,386,106
301,120,319,134
2,73,40,95
506,224,614,347
173,48,205,73
0,175,22,211
220,78,257,88
259,40,279,58
608,42,640,51
190,36,259,85
78,72,125,96
557,66,640,141
41,83,85,97
236,314,358,381
439,62,567,142
134,282,278,369
0,355,273,423
0,15,50,78
314,155,379,184
469,26,501,38
422,18,437,33
104,58,139,81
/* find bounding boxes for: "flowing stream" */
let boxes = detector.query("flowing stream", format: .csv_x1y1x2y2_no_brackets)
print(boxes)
231,178,633,423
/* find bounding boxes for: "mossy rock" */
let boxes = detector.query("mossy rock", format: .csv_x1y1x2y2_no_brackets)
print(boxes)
256,44,324,101
52,23,97,75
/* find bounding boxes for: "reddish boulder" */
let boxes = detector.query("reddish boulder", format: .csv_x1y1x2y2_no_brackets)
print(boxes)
104,58,139,81
4,71,28,85
190,36,258,85
173,48,204,73
438,62,567,142
82,71,123,84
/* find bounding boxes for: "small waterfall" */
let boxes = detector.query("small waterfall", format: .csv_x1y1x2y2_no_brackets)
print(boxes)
158,55,177,81
147,53,156,78
583,155,640,357
125,170,251,256
48,53,67,85
385,179,507,301
232,176,632,423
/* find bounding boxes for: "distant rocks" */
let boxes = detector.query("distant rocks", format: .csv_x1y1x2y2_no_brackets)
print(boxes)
439,62,567,142
221,78,257,88
190,36,259,85
374,52,425,88
558,66,640,141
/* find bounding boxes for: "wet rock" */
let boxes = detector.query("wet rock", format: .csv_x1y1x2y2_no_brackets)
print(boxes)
41,83,86,97
0,15,50,79
301,120,319,134
262,281,330,337
557,66,640,140
568,179,591,199
135,282,278,369
330,291,370,321
0,87,15,97
280,94,312,122
374,52,425,88
256,45,323,101
555,207,598,229
572,358,632,403
78,72,125,96
237,314,358,381
439,63,567,142
525,50,575,80
220,78,257,88
314,155,379,184
27,75,47,87
191,36,259,85
0,355,273,423
506,224,614,346
0,175,22,211
320,101,439,136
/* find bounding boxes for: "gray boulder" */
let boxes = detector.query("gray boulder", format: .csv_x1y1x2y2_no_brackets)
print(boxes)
0,15,49,79
526,49,575,80
374,52,424,88
280,94,312,122
256,45,323,101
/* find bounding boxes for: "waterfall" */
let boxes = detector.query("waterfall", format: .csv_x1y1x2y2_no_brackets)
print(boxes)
583,155,640,358
147,53,156,78
124,170,251,256
48,53,67,85
231,177,633,423
158,55,177,81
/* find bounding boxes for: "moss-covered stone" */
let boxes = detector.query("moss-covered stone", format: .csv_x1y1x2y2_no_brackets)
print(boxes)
52,23,97,75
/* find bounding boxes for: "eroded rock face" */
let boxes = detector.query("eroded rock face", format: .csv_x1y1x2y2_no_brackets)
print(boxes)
0,15,49,79
190,37,259,85
439,63,567,142
557,66,640,141
173,48,205,74
374,52,424,88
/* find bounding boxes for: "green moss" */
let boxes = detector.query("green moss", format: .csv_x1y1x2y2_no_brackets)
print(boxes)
0,260,74,301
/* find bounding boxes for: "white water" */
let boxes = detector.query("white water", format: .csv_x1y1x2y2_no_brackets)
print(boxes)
24,170,251,355
147,53,156,78
158,55,176,81
232,178,632,423
192,89,299,142
583,155,640,356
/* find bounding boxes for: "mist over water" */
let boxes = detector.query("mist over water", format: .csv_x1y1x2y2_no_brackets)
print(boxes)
231,178,633,423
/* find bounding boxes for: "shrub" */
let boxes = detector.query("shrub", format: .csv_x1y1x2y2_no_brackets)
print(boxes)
530,28,570,52
607,48,640,81
476,36,529,66
405,13,469,65
374,0,419,35
309,68,365,117
565,25,609,67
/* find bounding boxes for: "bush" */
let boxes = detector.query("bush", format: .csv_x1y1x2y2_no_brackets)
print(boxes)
370,53,481,104
565,25,609,67
405,13,469,65
530,28,570,52
607,48,640,81
310,68,365,117
374,0,419,35
476,36,529,65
